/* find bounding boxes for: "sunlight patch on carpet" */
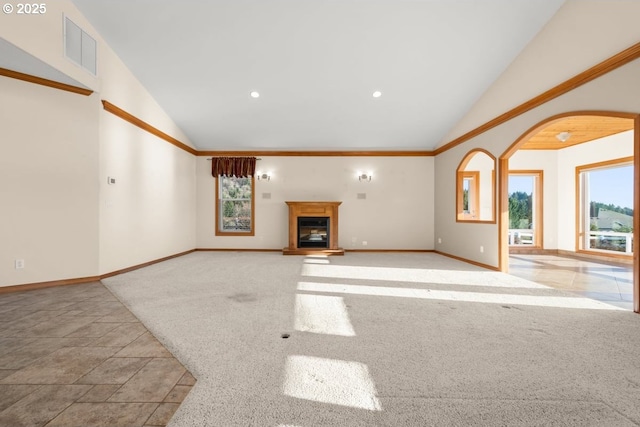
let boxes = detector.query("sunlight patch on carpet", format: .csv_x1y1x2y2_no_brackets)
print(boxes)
297,281,624,310
301,264,547,289
295,294,355,336
283,355,382,411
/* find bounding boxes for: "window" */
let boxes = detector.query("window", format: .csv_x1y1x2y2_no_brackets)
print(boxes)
577,157,633,255
458,171,479,219
456,149,496,222
216,176,255,236
508,171,543,247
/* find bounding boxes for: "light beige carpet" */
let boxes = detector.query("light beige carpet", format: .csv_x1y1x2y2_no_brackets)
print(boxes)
103,252,640,426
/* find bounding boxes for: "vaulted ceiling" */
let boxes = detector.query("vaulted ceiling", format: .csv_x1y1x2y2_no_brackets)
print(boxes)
69,0,565,151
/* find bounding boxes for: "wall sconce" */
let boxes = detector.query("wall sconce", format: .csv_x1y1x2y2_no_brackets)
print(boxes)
257,172,271,181
358,172,372,182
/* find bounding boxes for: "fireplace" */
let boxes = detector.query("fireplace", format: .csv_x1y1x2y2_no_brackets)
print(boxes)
298,217,329,248
283,201,344,255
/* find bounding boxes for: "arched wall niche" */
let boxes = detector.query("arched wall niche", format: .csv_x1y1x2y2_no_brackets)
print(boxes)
456,148,496,223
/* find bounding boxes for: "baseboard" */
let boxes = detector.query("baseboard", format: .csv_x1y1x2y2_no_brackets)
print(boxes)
100,249,197,279
0,249,196,294
434,250,500,271
195,248,282,252
346,249,434,253
0,275,102,294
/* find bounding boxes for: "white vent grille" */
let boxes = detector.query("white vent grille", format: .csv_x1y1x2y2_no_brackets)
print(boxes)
64,17,96,75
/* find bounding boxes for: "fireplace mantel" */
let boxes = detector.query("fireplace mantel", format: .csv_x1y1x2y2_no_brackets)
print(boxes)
283,201,344,255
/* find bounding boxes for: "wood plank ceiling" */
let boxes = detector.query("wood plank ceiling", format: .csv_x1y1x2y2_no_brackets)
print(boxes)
520,116,634,150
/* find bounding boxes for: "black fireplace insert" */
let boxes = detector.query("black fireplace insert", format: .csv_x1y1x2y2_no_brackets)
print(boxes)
298,217,330,248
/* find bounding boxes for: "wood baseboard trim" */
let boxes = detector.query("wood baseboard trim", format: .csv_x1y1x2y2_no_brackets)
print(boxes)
346,249,434,253
195,248,282,252
0,67,93,96
100,249,197,279
434,250,500,271
195,248,433,253
0,249,196,294
0,276,102,294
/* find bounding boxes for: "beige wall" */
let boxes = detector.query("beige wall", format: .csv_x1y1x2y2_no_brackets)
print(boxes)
197,156,434,250
0,77,100,286
435,0,640,268
435,58,640,268
0,0,197,286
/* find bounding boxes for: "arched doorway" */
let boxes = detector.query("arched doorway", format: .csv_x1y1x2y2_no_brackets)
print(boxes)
498,111,640,313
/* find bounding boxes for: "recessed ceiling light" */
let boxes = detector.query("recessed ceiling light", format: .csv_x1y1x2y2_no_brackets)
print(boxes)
372,91,382,98
250,91,260,98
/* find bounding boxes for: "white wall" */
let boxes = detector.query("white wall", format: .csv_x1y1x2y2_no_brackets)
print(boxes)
0,77,100,287
197,156,434,250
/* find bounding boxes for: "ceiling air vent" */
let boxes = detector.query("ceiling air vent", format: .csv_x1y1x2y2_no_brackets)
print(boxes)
64,16,96,75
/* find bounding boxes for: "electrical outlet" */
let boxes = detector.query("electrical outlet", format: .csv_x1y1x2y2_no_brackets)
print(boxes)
15,259,24,269
480,246,484,253
362,241,368,246
107,177,116,185
438,237,442,244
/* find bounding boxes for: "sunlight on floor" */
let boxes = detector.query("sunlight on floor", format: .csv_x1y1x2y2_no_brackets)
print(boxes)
295,294,356,336
297,281,625,310
282,355,382,411
301,263,548,289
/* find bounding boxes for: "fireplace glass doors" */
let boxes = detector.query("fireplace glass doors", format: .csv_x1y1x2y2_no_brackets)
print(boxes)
298,217,329,248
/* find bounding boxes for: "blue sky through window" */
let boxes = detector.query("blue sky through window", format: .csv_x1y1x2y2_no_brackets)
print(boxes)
588,165,633,209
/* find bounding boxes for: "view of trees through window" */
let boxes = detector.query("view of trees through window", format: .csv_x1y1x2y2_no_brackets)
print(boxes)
581,164,633,253
508,174,537,246
219,176,252,232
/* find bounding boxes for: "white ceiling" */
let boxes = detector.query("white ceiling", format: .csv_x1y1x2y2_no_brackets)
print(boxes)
70,0,565,151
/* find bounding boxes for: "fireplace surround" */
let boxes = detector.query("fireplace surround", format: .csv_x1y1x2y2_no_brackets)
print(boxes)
283,201,344,255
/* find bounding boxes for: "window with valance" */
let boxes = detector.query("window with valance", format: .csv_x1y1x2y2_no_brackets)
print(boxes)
212,157,257,236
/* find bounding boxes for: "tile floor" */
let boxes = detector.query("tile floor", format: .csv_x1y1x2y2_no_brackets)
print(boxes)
0,282,195,427
509,254,634,310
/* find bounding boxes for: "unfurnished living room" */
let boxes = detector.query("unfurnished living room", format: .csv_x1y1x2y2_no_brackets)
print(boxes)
1,1,640,426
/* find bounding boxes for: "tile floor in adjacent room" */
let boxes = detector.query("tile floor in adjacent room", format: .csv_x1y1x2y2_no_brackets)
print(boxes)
0,282,196,427
509,254,634,310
